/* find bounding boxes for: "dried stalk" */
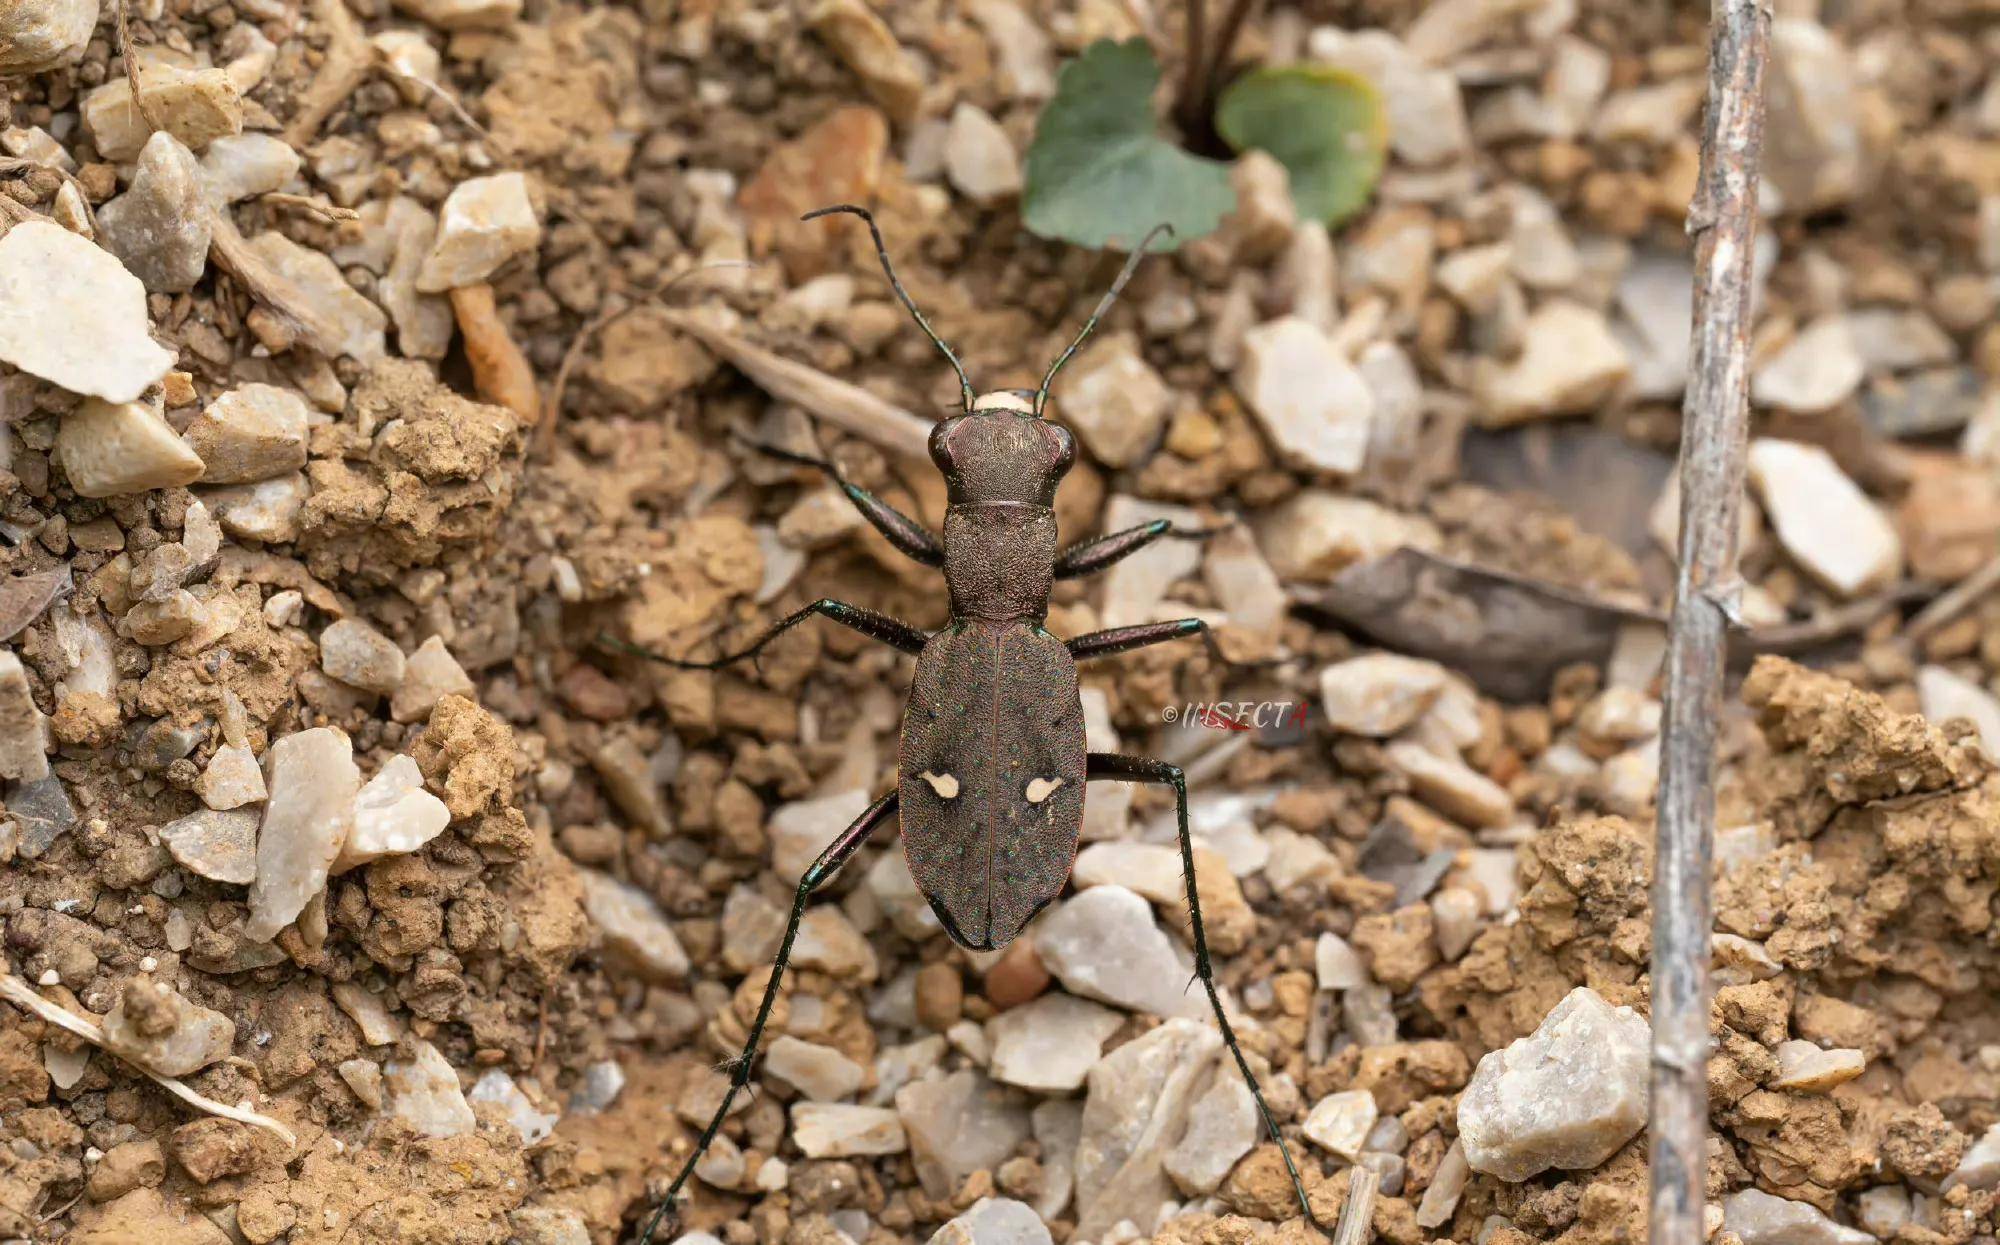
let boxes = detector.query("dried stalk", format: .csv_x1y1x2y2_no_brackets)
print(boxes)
1652,3,1770,1245
0,971,297,1146
1335,1165,1379,1245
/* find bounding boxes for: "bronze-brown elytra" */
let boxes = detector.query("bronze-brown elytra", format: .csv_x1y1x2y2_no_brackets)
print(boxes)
625,205,1317,1242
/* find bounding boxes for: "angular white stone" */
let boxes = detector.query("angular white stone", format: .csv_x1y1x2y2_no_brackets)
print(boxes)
1949,1124,2000,1192
198,133,302,206
320,618,407,695
1072,840,1182,904
392,636,476,723
1386,741,1513,829
59,398,206,498
771,788,873,880
245,727,359,941
1163,1067,1258,1195
1433,886,1482,960
1304,1089,1379,1160
927,1198,1052,1245
238,230,388,362
1763,19,1865,213
1075,1018,1221,1239
0,650,49,782
1235,316,1374,474
579,868,690,981
1753,316,1864,413
1917,665,2000,758
184,384,310,484
1315,931,1368,990
159,808,259,884
1256,490,1443,583
1320,652,1449,736
468,1068,558,1144
1416,1140,1470,1228
333,754,450,873
0,0,96,74
896,1069,1032,1197
101,978,235,1077
417,172,542,292
198,745,266,811
944,102,1022,203
392,0,522,30
985,994,1124,1093
1034,886,1202,1019
1055,337,1170,468
1458,986,1650,1181
202,472,309,543
1747,439,1902,598
384,1039,476,1139
1722,1188,1874,1245
1475,300,1630,427
1770,1041,1865,1093
98,132,212,293
330,980,402,1045
0,222,174,404
766,1036,868,1102
791,1103,907,1158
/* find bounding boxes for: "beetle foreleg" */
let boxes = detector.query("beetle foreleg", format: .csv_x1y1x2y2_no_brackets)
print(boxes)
1052,520,1223,580
1085,752,1321,1228
605,598,929,670
635,789,902,1245
736,435,945,568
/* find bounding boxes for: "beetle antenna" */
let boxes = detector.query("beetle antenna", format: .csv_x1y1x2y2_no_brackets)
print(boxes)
1034,222,1174,417
803,203,976,412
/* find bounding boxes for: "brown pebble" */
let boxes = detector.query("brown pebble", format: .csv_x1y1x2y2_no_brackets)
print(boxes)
85,1138,164,1202
913,961,963,1031
982,938,1050,1011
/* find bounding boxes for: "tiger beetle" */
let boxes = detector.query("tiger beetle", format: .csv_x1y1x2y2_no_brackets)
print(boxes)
632,204,1317,1242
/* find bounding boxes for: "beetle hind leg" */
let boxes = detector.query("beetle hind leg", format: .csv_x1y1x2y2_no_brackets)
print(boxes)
1085,751,1321,1228
633,790,901,1244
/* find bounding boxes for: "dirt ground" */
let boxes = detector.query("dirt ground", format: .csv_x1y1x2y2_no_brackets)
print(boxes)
4,2,2000,1245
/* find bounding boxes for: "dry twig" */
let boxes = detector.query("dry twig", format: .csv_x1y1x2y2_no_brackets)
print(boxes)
1652,4,1771,1245
1335,1165,1379,1245
0,970,297,1146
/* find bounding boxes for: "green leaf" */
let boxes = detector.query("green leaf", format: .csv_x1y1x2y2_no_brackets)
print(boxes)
1023,38,1235,251
1217,65,1387,227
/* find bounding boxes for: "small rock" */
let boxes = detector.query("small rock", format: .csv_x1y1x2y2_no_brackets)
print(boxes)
1722,1188,1873,1245
1386,741,1513,828
98,132,212,294
1435,243,1513,314
85,1138,164,1203
1235,316,1374,474
416,172,542,293
1075,1018,1222,1239
508,1209,590,1245
1762,19,1864,213
1315,931,1368,990
739,106,889,280
1055,335,1170,468
1304,1089,1378,1160
792,905,879,980
158,808,259,884
766,1036,868,1102
1475,300,1630,427
0,650,49,782
1918,666,2000,759
579,868,690,981
1753,315,1865,413
201,473,309,543
1415,1140,1470,1228
330,981,401,1045
198,133,301,206
183,384,310,483
0,222,175,404
1846,308,1953,375
1034,886,1201,1019
237,230,387,362
1320,652,1449,736
1458,986,1650,1181
1770,1041,1865,1093
384,1039,476,1139
468,1069,558,1144
246,727,359,941
391,0,521,29
986,994,1124,1093
1432,887,1482,960
1221,151,1297,263
12,774,77,857
927,1198,1052,1245
1949,1124,2000,1191
1898,460,2000,581
1097,495,1203,627
101,978,235,1078
1072,841,1182,904
131,61,244,153
391,636,476,723
1856,1186,1913,1237
792,1103,908,1158
589,736,672,838
1164,1069,1258,1196
0,0,96,74
808,0,924,124
320,618,407,695
1746,439,1902,598
1615,251,1695,400
59,398,206,499
333,754,450,873
896,1069,1031,1196
945,102,1021,203
569,1061,625,1113
1256,491,1442,581
772,788,874,880
198,744,265,810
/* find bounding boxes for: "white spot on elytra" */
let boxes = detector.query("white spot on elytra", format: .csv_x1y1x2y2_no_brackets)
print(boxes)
922,771,960,799
1025,777,1064,803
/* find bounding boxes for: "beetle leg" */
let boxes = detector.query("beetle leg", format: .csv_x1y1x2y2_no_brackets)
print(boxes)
1052,520,1222,580
1066,618,1210,663
636,790,901,1245
1085,752,1321,1228
603,598,929,670
737,436,945,567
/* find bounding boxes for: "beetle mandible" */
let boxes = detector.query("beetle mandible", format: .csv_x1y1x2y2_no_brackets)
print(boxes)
633,204,1317,1242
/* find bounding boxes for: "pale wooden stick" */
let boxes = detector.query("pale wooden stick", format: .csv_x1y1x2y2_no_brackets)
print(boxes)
1652,4,1771,1245
1335,1165,1379,1245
